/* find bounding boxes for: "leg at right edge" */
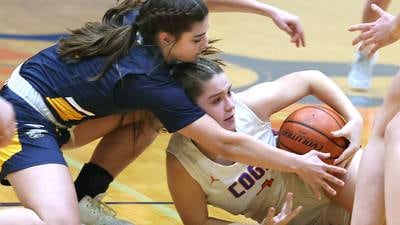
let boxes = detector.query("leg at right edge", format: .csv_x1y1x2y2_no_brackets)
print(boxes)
350,138,385,225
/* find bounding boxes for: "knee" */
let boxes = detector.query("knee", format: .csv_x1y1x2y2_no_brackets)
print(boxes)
37,209,80,225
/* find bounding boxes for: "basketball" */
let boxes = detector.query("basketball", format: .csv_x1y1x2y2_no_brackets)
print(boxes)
277,105,349,165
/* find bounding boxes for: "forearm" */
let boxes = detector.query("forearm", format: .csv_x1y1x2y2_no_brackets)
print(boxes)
180,116,303,173
205,0,280,18
308,71,362,122
207,130,302,173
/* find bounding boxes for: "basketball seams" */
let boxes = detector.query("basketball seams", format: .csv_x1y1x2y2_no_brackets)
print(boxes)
277,139,337,160
306,105,346,128
277,140,294,152
281,120,347,148
277,106,349,164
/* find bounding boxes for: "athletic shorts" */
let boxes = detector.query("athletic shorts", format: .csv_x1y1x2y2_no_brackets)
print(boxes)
282,172,351,225
0,86,70,185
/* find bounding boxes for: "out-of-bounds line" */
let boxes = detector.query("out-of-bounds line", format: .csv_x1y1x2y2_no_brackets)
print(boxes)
65,156,180,220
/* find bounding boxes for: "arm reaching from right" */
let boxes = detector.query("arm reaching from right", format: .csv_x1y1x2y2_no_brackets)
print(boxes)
349,4,400,57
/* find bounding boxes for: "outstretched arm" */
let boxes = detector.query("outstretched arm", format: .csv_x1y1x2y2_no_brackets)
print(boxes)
0,97,15,148
179,114,346,200
204,0,305,47
349,4,400,57
238,70,363,166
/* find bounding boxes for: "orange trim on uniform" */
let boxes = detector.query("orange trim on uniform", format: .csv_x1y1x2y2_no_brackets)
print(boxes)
46,97,85,121
0,134,22,168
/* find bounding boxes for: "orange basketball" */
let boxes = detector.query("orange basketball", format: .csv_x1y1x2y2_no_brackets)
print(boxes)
277,105,349,165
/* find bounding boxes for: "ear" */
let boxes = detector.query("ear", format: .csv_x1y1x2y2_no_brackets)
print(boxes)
158,32,175,46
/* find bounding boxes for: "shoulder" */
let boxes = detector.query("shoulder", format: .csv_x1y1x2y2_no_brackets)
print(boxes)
167,133,192,154
118,45,167,76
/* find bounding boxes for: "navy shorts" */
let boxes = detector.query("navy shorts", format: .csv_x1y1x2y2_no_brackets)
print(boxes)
0,86,70,185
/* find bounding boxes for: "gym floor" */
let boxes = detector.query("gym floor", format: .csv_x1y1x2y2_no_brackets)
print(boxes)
1,0,399,224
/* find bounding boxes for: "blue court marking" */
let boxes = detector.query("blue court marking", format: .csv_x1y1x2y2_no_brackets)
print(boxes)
0,33,67,42
1,32,398,106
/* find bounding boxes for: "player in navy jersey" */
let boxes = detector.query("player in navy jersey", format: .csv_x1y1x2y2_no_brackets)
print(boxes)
166,58,363,225
0,0,353,225
71,1,308,224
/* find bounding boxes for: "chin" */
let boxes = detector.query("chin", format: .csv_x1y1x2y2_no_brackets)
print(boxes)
187,54,200,62
223,123,236,131
190,57,199,62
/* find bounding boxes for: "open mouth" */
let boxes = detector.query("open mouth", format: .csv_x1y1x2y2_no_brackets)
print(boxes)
224,115,234,121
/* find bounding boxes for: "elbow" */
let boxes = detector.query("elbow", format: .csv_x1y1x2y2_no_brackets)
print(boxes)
302,70,327,79
292,70,327,85
211,131,240,158
295,70,325,77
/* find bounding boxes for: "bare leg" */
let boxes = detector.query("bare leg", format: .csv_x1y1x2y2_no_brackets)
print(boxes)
327,150,362,212
90,117,160,177
62,114,125,150
65,111,162,177
68,111,162,200
350,138,385,225
384,112,400,225
0,164,80,225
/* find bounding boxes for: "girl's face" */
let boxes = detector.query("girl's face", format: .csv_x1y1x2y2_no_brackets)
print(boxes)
163,16,209,62
196,73,236,131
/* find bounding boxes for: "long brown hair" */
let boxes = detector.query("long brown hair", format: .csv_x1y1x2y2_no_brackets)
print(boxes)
58,0,208,80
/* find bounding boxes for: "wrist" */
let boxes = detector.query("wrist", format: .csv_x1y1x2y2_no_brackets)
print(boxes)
349,115,363,124
391,25,400,41
286,153,304,173
260,3,279,18
391,15,400,40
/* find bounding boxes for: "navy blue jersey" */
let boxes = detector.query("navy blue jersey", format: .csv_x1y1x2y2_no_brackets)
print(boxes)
18,19,204,132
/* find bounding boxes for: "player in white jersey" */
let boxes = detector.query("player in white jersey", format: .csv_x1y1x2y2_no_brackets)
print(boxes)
166,58,363,225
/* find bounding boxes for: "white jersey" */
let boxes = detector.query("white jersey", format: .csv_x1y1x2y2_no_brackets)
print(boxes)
167,94,350,225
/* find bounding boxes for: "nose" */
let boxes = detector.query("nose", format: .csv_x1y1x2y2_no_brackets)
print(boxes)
225,97,234,112
201,36,209,51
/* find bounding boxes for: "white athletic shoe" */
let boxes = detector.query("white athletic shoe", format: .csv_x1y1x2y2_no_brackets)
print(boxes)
79,194,134,225
348,51,376,91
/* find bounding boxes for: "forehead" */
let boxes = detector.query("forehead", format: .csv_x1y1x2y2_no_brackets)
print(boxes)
203,73,230,92
181,16,209,38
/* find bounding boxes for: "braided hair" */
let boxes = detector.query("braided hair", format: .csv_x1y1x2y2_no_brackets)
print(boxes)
58,0,208,80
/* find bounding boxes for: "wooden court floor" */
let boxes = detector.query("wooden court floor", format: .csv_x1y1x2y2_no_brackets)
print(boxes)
1,0,400,224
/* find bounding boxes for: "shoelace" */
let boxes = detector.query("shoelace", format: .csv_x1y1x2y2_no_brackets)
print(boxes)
90,198,117,218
